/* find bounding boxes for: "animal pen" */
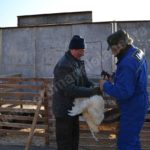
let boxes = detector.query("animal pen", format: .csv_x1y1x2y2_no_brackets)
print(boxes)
0,77,50,150
0,76,150,150
0,11,150,150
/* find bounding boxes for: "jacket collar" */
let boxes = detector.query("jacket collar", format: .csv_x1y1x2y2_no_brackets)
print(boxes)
65,51,84,64
116,45,134,65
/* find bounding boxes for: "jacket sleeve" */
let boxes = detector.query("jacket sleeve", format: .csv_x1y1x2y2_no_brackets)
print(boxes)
83,72,94,88
54,65,96,98
103,64,135,101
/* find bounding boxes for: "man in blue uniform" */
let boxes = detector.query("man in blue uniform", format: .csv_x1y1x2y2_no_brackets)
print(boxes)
100,30,149,150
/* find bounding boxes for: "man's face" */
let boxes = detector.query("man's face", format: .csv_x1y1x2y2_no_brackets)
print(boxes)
110,43,123,56
71,49,85,59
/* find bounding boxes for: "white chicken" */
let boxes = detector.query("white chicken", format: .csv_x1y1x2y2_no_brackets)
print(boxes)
68,95,105,140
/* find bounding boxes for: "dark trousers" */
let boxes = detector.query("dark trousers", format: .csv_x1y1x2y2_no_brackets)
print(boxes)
55,116,79,150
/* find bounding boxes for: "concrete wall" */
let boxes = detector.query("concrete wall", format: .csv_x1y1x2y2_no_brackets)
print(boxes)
1,28,36,76
18,11,92,27
0,29,2,73
0,23,112,77
1,19,150,78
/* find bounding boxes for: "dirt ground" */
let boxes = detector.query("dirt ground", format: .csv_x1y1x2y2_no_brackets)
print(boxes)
0,145,56,150
0,134,56,150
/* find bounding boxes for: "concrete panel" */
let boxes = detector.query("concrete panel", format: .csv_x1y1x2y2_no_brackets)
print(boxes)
18,11,92,27
1,65,35,77
117,21,150,74
34,25,72,77
2,28,36,77
72,23,112,77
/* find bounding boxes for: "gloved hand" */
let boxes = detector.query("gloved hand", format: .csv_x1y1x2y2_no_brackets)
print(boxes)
92,86,102,95
101,70,113,82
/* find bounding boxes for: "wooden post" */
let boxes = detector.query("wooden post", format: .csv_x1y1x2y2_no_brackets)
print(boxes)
24,99,42,150
43,81,50,145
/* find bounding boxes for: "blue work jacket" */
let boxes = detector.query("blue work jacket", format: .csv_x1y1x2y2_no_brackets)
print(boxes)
103,45,149,122
103,45,149,149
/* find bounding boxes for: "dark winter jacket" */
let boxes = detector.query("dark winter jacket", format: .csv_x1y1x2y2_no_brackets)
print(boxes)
52,51,99,117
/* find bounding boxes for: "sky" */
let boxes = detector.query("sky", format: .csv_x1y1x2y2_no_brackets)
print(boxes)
0,0,150,27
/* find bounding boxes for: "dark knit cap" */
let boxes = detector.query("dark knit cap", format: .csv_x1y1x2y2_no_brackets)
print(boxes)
69,35,85,49
107,30,128,50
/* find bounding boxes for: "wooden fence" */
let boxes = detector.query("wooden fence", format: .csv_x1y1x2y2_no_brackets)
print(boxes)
0,77,51,150
0,77,150,150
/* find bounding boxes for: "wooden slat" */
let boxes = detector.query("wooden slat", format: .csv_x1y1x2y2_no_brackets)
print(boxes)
0,77,52,83
0,92,40,98
140,133,150,138
0,84,44,90
0,129,46,137
0,121,46,129
0,73,22,77
0,107,45,114
145,114,150,119
0,114,45,122
0,100,38,105
143,122,150,128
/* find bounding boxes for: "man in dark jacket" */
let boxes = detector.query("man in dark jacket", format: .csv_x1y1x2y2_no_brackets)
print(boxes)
100,30,149,150
53,35,100,150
